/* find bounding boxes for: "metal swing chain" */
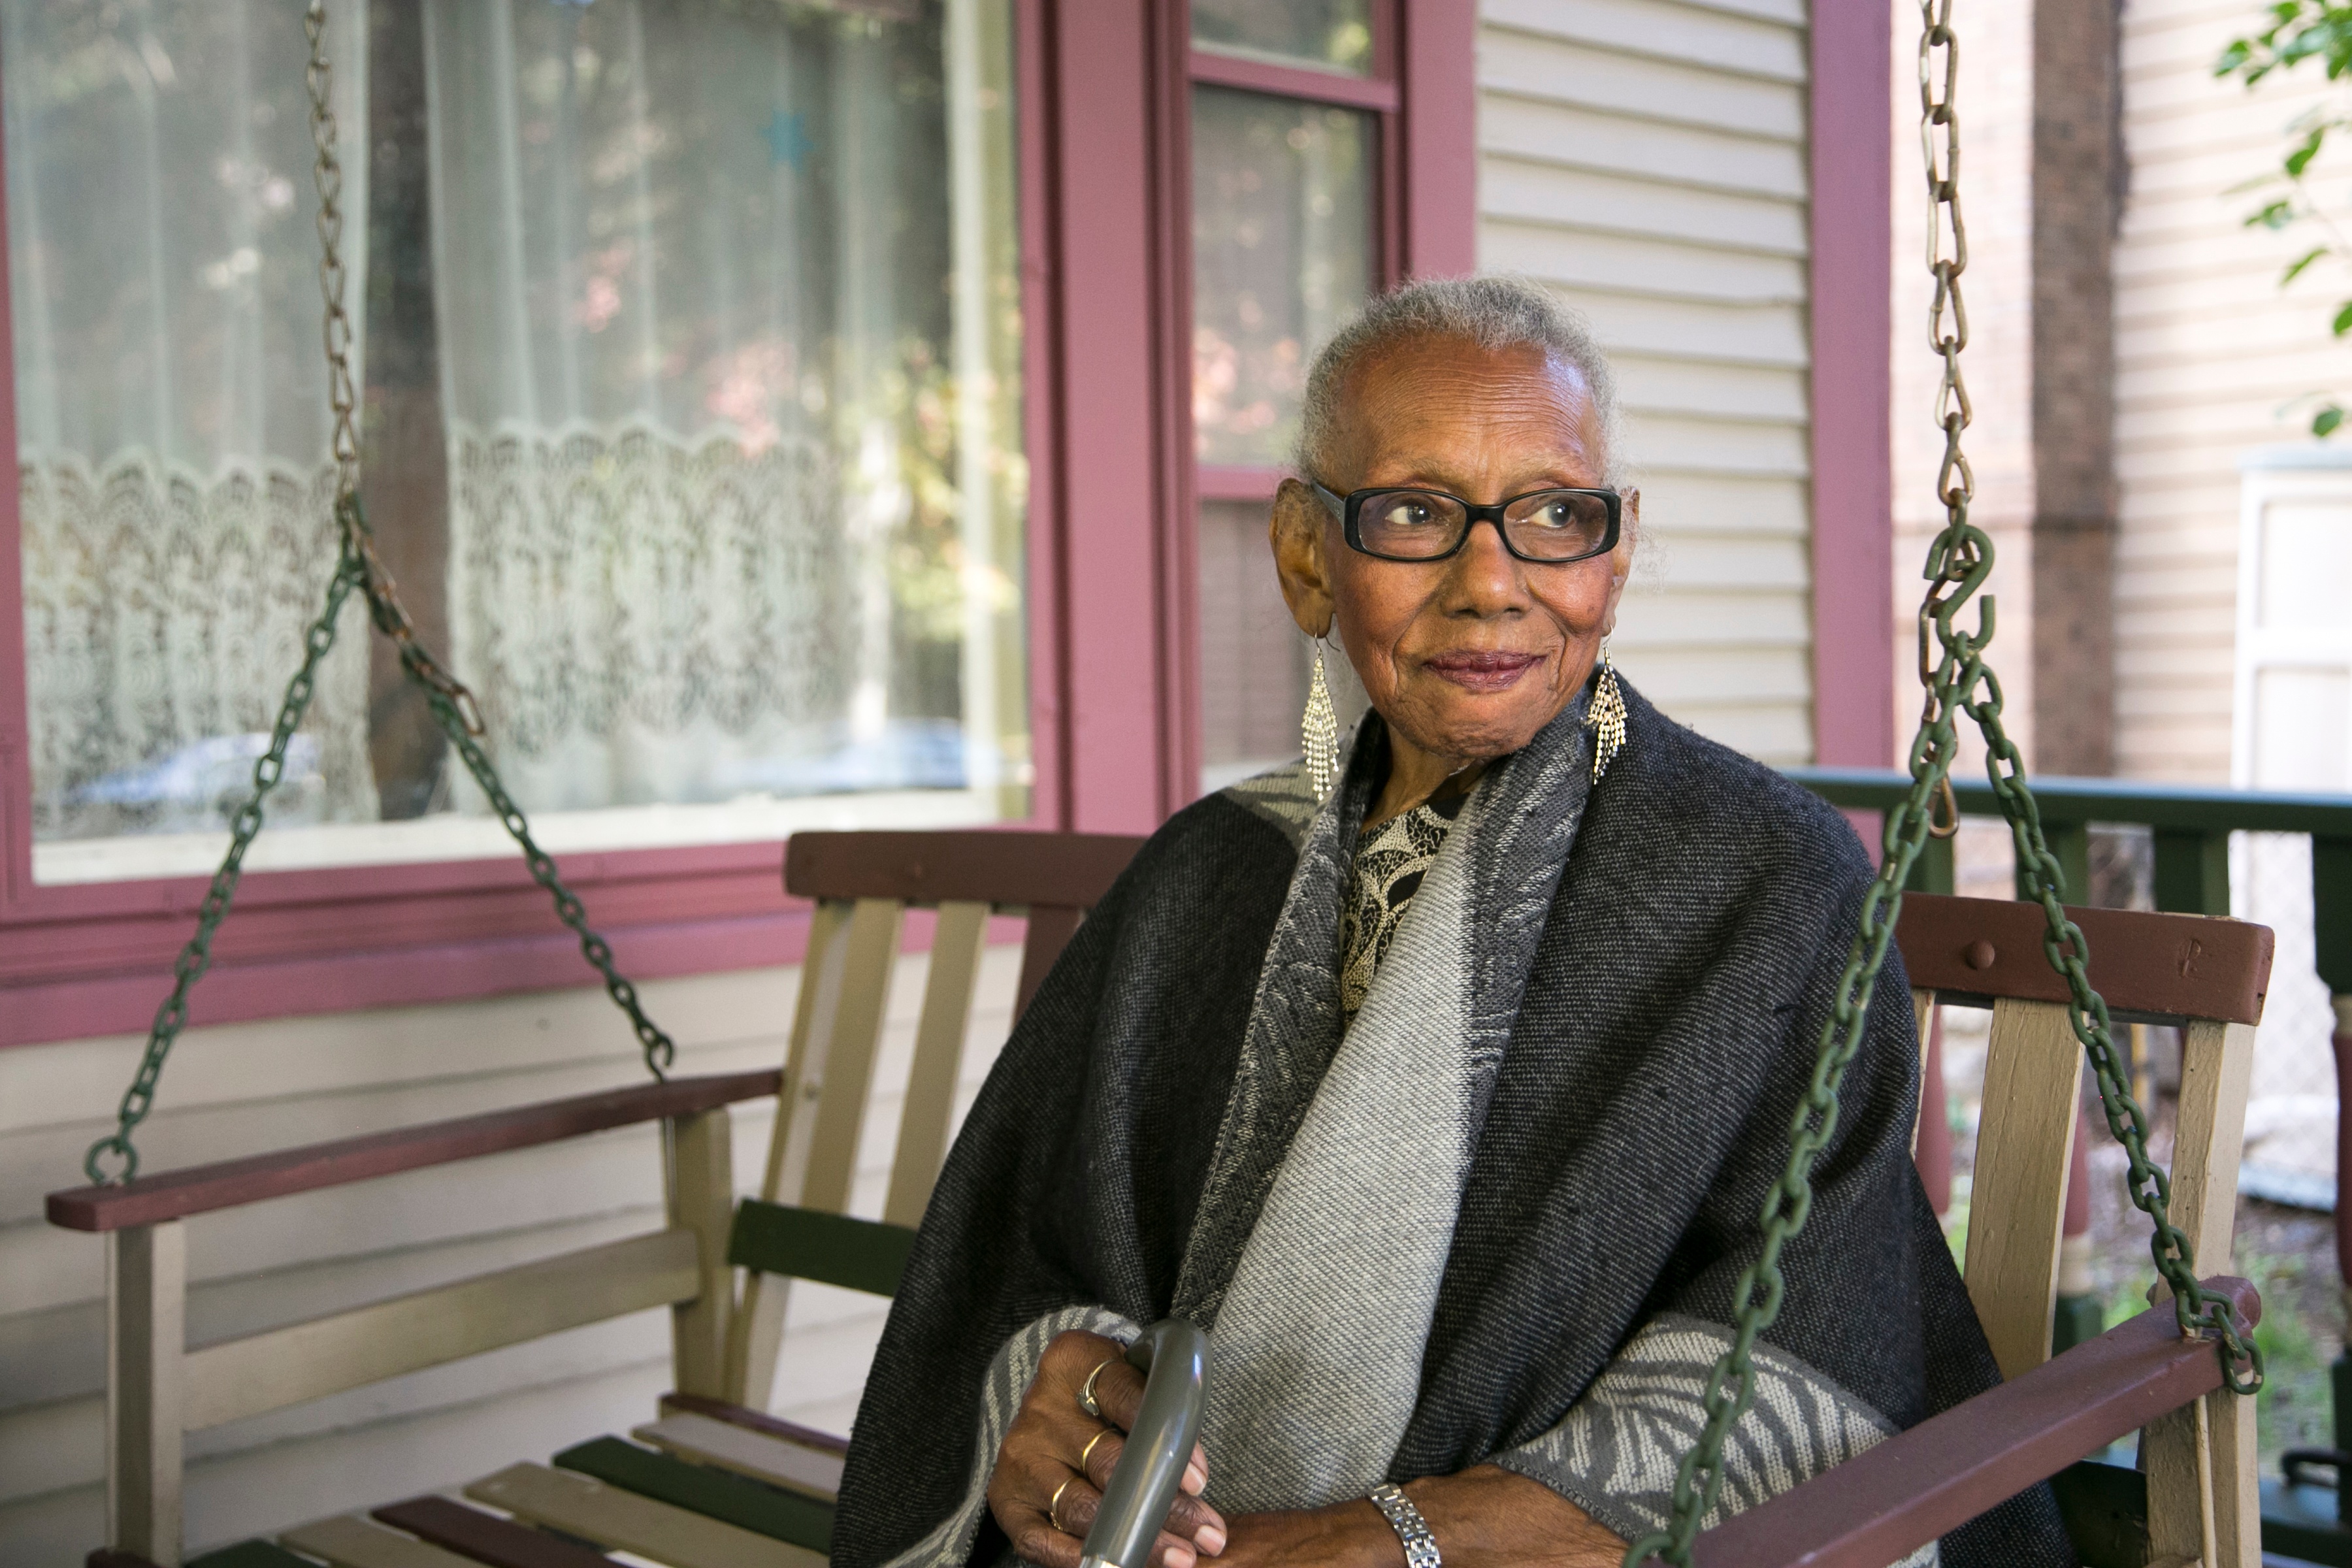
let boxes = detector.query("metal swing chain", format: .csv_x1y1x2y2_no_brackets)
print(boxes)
1622,0,2257,1559
81,1,676,1186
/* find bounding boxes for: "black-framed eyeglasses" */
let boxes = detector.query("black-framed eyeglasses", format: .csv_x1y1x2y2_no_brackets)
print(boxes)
1311,481,1622,564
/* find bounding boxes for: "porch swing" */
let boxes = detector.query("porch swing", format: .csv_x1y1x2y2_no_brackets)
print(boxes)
46,0,2280,1565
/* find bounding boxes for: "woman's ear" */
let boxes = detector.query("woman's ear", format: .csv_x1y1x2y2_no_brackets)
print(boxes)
1270,478,1338,638
1601,485,1639,636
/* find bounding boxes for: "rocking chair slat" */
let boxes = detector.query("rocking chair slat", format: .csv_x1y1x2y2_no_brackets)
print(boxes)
1681,1277,2261,1568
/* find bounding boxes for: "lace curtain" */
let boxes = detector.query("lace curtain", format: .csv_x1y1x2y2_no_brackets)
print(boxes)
8,0,374,842
12,0,1026,857
422,0,1025,815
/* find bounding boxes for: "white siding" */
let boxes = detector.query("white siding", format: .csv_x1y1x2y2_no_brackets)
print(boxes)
0,949,1020,1563
1478,0,1816,763
2112,0,2347,782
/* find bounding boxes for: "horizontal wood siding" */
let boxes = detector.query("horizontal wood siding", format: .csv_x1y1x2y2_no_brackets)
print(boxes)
1478,0,1815,762
0,947,1019,1563
2112,0,2347,782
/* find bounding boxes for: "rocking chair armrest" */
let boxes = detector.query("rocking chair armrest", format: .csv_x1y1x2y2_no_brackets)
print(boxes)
46,1068,782,1233
1673,1276,2261,1568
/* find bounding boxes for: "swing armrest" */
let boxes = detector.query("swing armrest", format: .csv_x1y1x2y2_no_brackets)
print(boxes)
46,1068,781,1233
1671,1276,2261,1568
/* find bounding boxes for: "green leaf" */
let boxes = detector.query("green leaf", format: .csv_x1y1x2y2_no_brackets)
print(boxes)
2249,198,2300,228
2313,404,2344,435
2329,298,2352,334
2288,127,2328,173
2284,246,2329,283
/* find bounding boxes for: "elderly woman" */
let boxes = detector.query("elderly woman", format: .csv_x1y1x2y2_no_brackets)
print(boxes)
832,278,2070,1568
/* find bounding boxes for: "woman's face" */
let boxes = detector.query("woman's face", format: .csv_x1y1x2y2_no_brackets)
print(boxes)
1270,336,1635,768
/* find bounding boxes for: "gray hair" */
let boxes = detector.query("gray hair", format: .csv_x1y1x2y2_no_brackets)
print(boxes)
1293,274,1624,486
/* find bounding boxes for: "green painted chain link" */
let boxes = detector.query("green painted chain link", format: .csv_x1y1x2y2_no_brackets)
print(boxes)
80,2,675,1184
1620,0,2260,1557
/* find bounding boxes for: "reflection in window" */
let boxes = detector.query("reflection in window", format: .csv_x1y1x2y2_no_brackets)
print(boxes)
1197,500,1367,791
1190,0,1373,75
9,0,1028,881
1190,86,1373,468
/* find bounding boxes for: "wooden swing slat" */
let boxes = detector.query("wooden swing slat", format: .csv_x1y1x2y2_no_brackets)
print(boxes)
783,828,1145,908
371,1495,614,1568
48,1069,783,1233
886,899,992,1227
667,1107,735,1401
555,1435,832,1550
184,1228,701,1430
182,1544,317,1568
1963,998,2085,1379
655,1394,849,1456
463,1462,818,1568
278,1514,482,1568
2142,1015,2261,1567
630,1412,845,1500
727,1199,915,1298
1682,1276,2260,1568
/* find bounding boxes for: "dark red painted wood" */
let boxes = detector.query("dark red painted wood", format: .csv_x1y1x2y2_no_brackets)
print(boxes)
1187,48,1401,111
1399,0,1478,280
87,1553,161,1568
785,830,1143,909
1673,1278,2261,1568
1896,893,2273,1024
1806,0,1895,771
374,1496,616,1568
47,1069,779,1232
661,1391,851,1455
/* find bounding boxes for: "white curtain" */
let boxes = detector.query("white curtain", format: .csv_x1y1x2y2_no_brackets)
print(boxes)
8,0,372,841
423,0,1022,815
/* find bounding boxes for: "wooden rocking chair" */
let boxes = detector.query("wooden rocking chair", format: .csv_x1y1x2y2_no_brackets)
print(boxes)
49,834,2273,1568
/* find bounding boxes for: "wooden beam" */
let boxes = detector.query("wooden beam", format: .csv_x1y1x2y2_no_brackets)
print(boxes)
108,1222,185,1567
1675,1278,2260,1568
632,1411,845,1500
1964,998,2083,1379
1894,894,2272,1026
50,1070,781,1233
184,1229,699,1429
370,1497,612,1568
658,1392,849,1454
667,1108,735,1399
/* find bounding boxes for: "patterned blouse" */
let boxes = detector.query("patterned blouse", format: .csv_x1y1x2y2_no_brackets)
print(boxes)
1337,788,1469,1020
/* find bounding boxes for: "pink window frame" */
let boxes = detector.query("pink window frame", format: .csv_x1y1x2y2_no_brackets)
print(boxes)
0,0,1480,1049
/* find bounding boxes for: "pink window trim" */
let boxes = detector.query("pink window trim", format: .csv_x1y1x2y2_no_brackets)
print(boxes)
0,0,1480,1051
1808,0,1897,769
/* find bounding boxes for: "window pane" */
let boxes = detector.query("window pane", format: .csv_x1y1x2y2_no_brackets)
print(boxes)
10,0,1029,883
1190,86,1373,468
1190,0,1373,76
1197,498,1366,789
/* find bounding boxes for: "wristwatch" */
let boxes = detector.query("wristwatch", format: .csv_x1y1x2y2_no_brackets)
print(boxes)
1368,1482,1442,1568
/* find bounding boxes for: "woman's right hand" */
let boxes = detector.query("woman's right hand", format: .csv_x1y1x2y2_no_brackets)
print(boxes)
987,1330,1226,1568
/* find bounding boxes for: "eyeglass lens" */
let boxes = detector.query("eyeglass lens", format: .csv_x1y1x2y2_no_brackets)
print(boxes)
1355,489,1614,561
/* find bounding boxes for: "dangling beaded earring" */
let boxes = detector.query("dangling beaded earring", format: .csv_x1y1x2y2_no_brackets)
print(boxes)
1302,635,1340,803
1587,642,1627,784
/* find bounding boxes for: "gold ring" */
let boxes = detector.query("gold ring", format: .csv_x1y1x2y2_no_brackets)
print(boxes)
1049,1476,1077,1534
1080,1429,1113,1473
1077,1356,1120,1419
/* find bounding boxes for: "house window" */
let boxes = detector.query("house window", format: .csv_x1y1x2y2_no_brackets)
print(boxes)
1188,0,1386,792
7,0,1026,885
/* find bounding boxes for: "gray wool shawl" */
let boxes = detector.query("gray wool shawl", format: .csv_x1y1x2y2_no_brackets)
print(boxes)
832,682,2075,1568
